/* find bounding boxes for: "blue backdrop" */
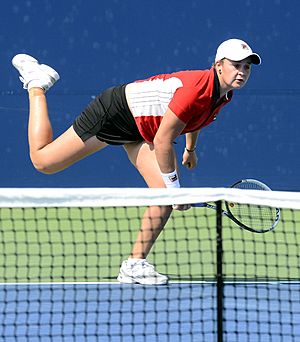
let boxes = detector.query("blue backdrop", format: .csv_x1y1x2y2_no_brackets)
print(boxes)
0,0,299,190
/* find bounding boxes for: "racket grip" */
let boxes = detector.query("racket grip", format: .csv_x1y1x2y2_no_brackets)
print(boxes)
192,203,207,208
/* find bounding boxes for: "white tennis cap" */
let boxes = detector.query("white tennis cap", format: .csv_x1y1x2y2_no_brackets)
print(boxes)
215,39,261,65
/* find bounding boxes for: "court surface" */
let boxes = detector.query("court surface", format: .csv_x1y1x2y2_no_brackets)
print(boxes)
1,281,299,341
1,200,299,341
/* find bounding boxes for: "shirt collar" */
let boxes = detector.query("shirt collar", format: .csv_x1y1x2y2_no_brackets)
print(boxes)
212,68,233,101
213,68,220,101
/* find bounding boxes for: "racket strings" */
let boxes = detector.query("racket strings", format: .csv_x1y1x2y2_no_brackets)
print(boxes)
228,179,280,232
228,203,278,229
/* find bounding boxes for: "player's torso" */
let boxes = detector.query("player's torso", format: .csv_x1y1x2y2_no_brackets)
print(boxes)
125,68,227,142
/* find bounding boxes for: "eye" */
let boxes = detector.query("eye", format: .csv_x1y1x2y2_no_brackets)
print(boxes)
244,64,251,71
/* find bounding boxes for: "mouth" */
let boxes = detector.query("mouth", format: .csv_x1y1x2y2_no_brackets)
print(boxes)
232,79,246,89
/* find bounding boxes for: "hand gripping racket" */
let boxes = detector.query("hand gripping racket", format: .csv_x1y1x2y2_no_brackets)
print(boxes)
193,179,281,233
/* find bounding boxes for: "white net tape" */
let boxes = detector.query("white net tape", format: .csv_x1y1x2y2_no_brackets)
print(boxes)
0,187,299,209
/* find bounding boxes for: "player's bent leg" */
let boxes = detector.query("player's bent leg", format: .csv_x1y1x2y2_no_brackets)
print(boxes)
30,126,107,174
12,55,107,174
26,87,106,174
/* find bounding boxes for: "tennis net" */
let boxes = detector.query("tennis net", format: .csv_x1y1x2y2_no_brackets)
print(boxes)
0,187,299,341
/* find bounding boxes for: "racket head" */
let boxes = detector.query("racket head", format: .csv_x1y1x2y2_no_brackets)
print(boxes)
225,179,281,233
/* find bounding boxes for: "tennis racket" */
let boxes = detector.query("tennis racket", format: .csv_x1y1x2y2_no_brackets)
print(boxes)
193,179,281,233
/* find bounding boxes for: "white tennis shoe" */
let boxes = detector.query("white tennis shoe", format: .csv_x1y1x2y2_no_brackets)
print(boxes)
12,54,60,92
117,259,169,285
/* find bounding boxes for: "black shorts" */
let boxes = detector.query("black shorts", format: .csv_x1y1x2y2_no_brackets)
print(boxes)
73,84,143,145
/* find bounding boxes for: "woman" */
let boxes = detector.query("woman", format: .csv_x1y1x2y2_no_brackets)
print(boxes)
12,38,261,285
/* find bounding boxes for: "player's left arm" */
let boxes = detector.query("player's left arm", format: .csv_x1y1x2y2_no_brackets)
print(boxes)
182,130,200,169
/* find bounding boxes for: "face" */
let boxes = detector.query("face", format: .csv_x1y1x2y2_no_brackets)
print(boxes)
216,57,252,91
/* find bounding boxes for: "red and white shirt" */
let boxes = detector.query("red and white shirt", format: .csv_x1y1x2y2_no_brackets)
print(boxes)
126,67,233,143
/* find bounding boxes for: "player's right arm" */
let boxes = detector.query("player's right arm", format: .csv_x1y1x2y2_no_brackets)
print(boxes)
153,107,186,187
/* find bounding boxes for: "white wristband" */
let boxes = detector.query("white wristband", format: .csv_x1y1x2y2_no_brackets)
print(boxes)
161,170,180,188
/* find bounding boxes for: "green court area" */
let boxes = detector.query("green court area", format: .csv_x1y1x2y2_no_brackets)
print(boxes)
0,206,299,283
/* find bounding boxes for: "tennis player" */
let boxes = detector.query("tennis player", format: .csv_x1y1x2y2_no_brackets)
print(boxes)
12,38,261,285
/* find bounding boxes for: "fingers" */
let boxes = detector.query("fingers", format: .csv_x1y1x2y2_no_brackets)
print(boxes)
172,204,192,211
182,160,195,169
182,151,198,170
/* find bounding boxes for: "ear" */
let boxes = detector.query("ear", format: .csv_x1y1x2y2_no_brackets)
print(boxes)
215,61,223,74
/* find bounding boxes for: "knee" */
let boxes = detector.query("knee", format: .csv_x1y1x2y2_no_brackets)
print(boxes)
30,154,57,174
156,205,173,221
32,162,56,174
162,205,173,216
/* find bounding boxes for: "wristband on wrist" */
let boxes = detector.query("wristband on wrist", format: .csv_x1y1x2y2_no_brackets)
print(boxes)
161,170,180,188
185,146,196,153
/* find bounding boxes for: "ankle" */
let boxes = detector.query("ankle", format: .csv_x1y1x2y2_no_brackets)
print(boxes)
28,87,45,96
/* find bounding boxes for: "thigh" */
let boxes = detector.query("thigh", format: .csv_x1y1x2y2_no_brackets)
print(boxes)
38,126,107,172
124,141,178,188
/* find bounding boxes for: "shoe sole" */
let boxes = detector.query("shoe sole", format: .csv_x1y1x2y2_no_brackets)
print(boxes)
117,274,168,285
12,54,39,69
40,64,60,82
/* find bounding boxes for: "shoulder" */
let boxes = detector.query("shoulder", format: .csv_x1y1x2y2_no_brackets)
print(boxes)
131,68,211,84
169,69,211,85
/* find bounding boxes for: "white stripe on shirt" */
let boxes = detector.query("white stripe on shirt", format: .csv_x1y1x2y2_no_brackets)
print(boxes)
126,77,183,117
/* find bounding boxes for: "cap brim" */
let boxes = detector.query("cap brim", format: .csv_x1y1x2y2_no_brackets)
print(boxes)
250,53,261,65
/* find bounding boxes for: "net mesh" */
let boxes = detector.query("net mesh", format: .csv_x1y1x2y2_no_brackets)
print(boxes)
0,188,299,341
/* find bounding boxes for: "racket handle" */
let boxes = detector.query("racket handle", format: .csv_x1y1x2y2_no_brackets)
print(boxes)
192,203,207,208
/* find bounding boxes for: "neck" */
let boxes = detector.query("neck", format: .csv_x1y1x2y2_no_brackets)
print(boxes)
217,74,232,98
216,71,233,98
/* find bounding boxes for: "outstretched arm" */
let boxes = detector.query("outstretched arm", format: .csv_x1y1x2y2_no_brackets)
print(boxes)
153,107,186,174
153,107,186,190
153,108,191,210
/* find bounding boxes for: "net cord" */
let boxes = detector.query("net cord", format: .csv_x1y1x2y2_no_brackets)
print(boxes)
0,187,299,209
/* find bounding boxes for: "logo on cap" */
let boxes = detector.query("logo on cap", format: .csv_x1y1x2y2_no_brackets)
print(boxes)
241,43,249,50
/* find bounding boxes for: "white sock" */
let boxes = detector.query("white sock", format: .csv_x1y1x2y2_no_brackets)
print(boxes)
27,80,44,90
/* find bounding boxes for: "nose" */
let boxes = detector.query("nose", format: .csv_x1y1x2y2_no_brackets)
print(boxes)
238,66,245,74
241,65,250,74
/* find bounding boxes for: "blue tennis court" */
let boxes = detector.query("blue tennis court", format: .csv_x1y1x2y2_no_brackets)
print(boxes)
1,189,299,341
1,282,299,341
